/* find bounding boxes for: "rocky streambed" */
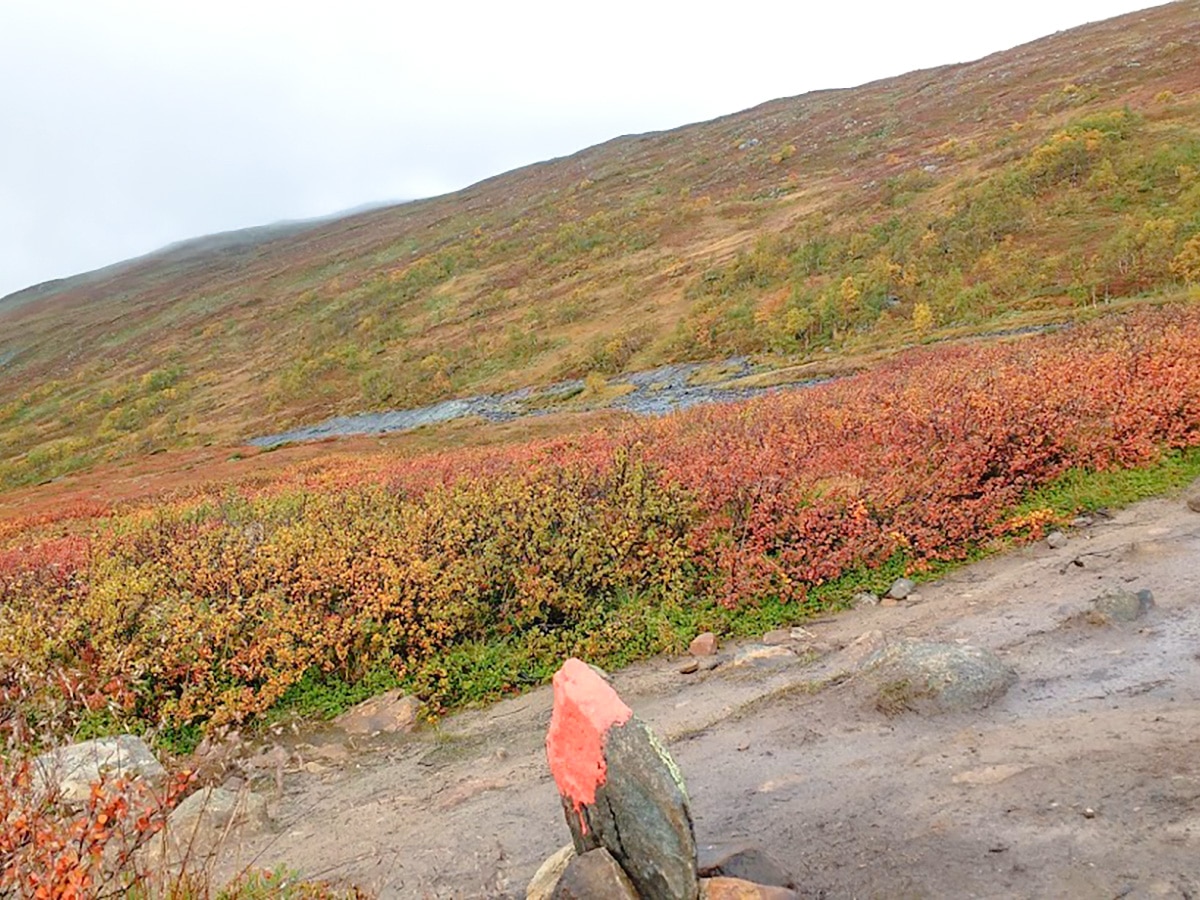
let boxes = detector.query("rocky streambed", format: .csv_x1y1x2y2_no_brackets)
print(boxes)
248,358,828,447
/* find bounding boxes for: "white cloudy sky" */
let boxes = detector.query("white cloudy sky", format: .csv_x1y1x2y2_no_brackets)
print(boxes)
0,0,1161,299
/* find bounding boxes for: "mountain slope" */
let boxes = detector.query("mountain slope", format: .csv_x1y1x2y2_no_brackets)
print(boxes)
2,1,1199,490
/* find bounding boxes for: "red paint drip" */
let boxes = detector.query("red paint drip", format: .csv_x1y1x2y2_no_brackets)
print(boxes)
545,658,633,834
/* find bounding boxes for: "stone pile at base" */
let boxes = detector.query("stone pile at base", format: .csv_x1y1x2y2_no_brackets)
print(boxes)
533,657,798,900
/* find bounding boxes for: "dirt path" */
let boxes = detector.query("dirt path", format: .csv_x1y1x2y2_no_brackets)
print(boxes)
213,487,1200,898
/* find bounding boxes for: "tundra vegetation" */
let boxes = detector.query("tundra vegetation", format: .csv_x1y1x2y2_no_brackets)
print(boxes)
2,5,1200,895
3,306,1199,756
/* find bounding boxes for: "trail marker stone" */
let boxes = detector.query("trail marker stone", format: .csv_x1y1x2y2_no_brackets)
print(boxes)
546,657,700,900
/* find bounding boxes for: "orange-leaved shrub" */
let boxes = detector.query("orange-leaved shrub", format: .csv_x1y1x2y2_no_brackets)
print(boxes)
0,759,188,899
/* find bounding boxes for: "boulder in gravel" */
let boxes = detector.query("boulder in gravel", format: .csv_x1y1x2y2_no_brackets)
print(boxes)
887,577,916,600
527,844,575,900
546,658,699,900
698,842,795,889
863,640,1016,715
551,847,640,899
1046,530,1069,549
34,734,166,806
1093,588,1155,623
332,688,421,735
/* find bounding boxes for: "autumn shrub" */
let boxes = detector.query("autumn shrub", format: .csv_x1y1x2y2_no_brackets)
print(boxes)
0,758,188,898
648,305,1200,602
0,752,367,898
0,449,694,738
2,305,1200,745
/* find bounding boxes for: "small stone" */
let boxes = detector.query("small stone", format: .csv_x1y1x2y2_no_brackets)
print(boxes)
332,689,421,736
551,847,639,900
1083,807,1097,819
701,876,799,899
1093,588,1154,622
905,592,922,604
690,632,719,656
1071,516,1094,528
698,843,795,888
865,640,1017,715
1187,490,1200,513
1046,531,1069,549
527,844,575,900
761,629,792,646
887,578,916,599
679,659,701,675
852,592,880,608
880,597,899,608
698,657,722,672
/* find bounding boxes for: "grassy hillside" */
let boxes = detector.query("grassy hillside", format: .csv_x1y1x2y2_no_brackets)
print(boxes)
2,2,1200,492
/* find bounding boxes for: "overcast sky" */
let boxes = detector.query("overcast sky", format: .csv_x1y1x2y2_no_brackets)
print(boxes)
0,0,1162,300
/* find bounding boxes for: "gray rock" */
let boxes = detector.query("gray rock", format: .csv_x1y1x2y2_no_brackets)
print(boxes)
33,735,166,806
864,640,1017,715
698,842,795,888
760,629,793,646
887,577,916,599
679,659,701,675
1187,490,1200,513
851,591,880,608
565,717,699,900
332,689,421,735
1046,530,1069,549
528,844,576,900
1093,588,1155,622
159,786,273,866
552,847,640,899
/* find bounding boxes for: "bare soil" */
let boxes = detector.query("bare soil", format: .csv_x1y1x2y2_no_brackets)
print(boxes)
214,488,1200,899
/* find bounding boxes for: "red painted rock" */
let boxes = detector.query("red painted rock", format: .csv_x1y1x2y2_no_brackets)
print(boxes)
546,658,699,900
689,632,718,656
551,847,640,900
